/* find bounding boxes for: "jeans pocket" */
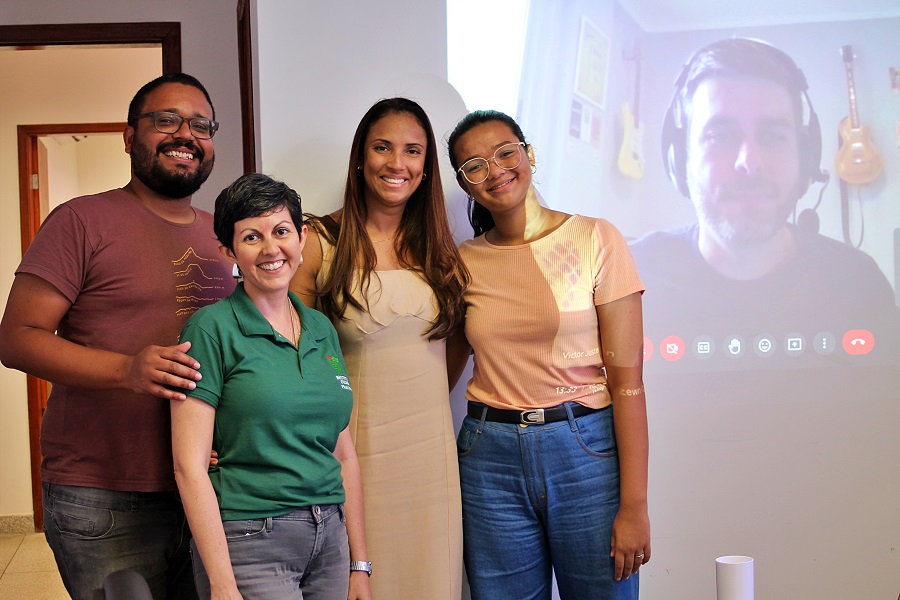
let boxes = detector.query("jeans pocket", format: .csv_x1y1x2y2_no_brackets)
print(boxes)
456,417,483,458
49,500,115,539
573,414,618,458
222,518,268,542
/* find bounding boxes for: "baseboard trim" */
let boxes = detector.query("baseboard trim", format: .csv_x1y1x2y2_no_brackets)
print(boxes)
0,514,36,534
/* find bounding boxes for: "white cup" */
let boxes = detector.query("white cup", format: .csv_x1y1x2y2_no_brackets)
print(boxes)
716,555,754,600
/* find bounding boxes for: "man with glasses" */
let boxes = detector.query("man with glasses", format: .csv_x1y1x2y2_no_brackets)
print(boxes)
0,73,234,599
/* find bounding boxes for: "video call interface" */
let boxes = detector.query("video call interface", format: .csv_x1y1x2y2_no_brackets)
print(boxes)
460,10,900,375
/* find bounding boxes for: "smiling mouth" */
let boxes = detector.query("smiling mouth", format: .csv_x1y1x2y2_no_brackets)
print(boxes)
259,260,285,271
164,150,195,160
488,178,514,192
382,176,407,185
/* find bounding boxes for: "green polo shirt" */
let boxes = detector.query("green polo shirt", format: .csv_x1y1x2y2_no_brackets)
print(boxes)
179,283,354,520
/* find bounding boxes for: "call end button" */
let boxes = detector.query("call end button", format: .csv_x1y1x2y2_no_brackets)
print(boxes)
842,329,874,355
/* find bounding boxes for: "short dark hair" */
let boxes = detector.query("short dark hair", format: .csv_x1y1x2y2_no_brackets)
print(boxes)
447,110,529,237
214,173,304,251
127,73,215,125
671,38,807,132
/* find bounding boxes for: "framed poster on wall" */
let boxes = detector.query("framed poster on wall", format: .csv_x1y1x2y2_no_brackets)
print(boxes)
574,17,609,108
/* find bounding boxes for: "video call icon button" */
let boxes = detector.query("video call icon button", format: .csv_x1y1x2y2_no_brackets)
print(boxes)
692,336,715,360
812,331,836,355
724,335,745,358
753,334,775,358
784,333,805,356
842,329,874,355
660,335,685,362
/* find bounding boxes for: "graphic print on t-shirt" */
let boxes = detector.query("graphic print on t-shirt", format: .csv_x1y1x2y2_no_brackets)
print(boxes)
174,246,228,316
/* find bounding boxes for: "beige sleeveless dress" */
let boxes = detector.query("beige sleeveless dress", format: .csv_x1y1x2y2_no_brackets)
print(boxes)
318,238,463,599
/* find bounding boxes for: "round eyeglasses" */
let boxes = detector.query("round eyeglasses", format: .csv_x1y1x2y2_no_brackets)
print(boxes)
457,142,526,185
134,111,219,139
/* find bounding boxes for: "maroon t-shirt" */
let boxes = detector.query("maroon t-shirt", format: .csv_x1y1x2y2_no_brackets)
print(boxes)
17,189,235,492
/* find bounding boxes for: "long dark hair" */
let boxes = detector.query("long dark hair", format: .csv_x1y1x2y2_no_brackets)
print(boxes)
447,110,529,237
312,98,469,340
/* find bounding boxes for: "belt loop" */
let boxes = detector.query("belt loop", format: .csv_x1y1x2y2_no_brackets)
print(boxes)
563,402,578,432
474,403,488,434
265,517,273,533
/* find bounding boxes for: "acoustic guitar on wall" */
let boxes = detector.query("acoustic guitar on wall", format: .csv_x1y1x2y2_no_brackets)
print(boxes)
617,40,644,180
834,44,882,185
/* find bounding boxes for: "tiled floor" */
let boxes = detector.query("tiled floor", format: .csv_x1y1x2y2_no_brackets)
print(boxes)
0,532,69,599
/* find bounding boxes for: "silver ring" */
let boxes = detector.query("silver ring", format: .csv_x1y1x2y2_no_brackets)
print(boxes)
635,553,645,559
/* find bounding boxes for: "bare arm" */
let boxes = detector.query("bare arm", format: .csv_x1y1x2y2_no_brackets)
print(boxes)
333,428,372,600
0,273,202,400
596,291,650,581
446,328,472,392
171,397,243,599
290,226,323,309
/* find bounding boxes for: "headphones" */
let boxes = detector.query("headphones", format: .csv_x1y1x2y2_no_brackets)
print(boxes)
661,38,826,198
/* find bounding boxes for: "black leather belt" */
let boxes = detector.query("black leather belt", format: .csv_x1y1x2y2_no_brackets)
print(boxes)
467,402,603,425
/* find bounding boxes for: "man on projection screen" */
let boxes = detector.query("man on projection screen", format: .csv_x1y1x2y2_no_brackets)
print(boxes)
630,38,898,369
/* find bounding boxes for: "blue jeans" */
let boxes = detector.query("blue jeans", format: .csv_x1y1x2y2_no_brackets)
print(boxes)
458,403,639,600
42,482,196,600
192,504,349,600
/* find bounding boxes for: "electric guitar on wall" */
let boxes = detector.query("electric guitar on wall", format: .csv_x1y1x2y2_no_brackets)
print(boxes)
834,44,883,185
617,40,644,180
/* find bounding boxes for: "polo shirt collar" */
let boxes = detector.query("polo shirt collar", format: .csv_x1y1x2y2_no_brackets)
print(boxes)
229,282,329,349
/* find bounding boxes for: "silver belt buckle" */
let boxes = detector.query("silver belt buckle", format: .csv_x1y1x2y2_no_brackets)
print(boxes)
520,408,545,425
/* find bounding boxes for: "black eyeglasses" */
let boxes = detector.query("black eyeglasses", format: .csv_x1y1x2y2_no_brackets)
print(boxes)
134,111,219,139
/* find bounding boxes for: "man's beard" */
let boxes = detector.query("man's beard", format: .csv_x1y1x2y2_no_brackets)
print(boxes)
693,178,795,244
131,139,214,199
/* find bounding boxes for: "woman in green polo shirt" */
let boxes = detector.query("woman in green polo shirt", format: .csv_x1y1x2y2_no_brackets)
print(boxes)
171,173,371,600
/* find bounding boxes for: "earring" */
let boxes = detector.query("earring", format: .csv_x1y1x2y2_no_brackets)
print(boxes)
232,264,242,279
356,165,362,172
299,255,304,265
422,173,427,180
531,164,537,174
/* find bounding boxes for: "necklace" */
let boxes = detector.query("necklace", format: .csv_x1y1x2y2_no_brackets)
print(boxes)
367,229,397,244
288,303,299,345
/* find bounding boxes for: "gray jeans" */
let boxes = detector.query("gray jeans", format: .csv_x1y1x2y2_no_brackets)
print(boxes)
41,482,196,600
192,504,349,600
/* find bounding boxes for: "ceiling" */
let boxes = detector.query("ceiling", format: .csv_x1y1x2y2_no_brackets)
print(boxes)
617,0,900,32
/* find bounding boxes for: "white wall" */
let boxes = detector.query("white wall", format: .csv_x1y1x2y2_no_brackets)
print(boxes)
0,0,245,523
254,0,470,235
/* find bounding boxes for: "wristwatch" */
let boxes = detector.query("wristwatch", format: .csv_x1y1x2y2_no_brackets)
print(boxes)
350,560,373,576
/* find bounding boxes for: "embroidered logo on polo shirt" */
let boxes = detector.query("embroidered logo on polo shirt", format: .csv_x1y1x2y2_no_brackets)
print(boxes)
327,356,344,374
327,356,352,391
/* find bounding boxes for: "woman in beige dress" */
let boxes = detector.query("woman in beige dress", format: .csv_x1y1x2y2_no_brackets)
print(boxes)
291,98,469,599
